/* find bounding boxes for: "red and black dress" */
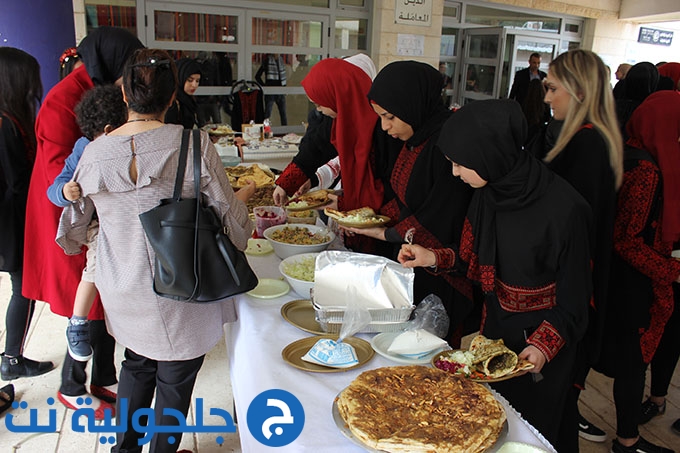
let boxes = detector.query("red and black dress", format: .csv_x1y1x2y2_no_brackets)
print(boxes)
432,100,593,448
368,61,474,344
598,91,680,440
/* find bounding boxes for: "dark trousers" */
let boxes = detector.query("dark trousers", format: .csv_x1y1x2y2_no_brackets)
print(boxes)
613,329,647,439
4,269,35,356
112,348,205,453
60,319,117,395
650,282,680,397
264,94,287,125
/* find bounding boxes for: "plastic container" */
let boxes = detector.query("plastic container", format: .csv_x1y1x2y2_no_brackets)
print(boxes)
253,206,286,238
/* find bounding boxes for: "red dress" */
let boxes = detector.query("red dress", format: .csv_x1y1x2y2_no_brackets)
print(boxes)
22,65,103,319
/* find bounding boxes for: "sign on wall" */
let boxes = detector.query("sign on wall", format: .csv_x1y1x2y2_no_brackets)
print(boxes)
638,27,673,46
397,33,425,56
395,0,432,27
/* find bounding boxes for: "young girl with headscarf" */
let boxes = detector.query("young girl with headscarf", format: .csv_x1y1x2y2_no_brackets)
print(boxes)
272,54,377,205
164,57,203,129
347,60,474,345
398,99,592,448
299,58,384,251
22,26,143,418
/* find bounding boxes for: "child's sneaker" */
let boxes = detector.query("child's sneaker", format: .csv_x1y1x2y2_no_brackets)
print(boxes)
66,320,93,362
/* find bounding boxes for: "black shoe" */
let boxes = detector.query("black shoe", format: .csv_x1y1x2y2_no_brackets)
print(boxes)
611,436,675,453
639,397,666,424
0,353,55,381
672,419,680,436
579,413,607,442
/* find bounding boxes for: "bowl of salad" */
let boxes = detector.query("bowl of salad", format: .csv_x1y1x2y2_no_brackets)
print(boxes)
278,253,319,299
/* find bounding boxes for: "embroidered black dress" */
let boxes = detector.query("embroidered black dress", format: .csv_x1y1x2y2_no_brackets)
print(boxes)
368,61,474,344
432,100,592,447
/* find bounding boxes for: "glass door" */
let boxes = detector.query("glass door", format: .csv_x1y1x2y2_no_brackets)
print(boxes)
505,33,559,98
457,27,506,105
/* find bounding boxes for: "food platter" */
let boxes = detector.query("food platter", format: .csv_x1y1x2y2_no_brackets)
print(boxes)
280,299,325,335
285,199,332,212
281,335,374,373
370,332,450,365
332,392,509,453
247,278,290,299
431,349,534,383
203,123,235,136
333,215,391,229
285,190,334,211
225,164,276,188
282,133,302,144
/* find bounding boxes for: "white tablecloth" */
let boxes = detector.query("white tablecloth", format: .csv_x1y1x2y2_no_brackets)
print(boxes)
224,252,557,453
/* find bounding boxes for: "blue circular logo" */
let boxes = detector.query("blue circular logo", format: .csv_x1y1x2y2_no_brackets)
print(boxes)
246,389,305,447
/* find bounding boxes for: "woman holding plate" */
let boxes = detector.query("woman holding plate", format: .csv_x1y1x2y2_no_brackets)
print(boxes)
398,99,592,448
345,61,474,346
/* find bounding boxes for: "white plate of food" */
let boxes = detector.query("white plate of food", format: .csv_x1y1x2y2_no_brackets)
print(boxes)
370,332,450,365
282,133,302,144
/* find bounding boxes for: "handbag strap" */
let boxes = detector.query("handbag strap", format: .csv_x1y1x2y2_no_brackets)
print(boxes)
192,129,201,199
173,129,191,201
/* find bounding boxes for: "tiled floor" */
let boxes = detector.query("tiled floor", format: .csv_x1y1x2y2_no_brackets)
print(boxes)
1,270,678,452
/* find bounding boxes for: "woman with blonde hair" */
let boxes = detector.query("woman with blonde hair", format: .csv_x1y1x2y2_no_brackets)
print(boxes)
543,48,623,450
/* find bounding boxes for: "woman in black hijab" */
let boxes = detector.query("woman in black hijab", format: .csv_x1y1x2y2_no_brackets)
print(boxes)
347,61,474,346
614,62,659,141
398,99,593,448
165,58,203,128
77,26,144,85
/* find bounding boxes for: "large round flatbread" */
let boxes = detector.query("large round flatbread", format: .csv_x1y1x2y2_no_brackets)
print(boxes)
336,365,506,452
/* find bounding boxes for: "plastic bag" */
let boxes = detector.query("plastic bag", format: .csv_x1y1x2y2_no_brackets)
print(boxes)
406,294,449,338
302,287,370,368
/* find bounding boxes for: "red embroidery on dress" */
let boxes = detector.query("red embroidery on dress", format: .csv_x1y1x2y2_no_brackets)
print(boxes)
495,280,557,312
459,218,495,292
276,163,308,196
390,142,424,203
528,321,565,361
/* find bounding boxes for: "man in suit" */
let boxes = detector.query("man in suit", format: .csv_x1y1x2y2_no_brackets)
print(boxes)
509,52,547,105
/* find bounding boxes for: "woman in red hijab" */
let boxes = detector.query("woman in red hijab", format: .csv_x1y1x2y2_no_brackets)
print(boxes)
598,90,680,453
300,58,383,212
657,62,680,90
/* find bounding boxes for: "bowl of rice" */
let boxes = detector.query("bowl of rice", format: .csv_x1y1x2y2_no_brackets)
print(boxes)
279,253,319,299
263,224,335,259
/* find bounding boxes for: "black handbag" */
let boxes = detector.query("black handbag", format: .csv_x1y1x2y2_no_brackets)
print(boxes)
139,129,258,302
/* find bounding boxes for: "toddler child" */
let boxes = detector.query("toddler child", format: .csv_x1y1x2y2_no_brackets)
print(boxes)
47,84,127,361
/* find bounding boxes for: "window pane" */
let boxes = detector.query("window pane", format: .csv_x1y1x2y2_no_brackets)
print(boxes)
514,40,555,74
168,51,237,88
85,2,136,36
335,18,368,51
257,0,329,6
252,53,324,87
155,11,238,44
465,64,495,96
465,5,560,34
252,18,323,48
440,27,458,57
339,0,365,6
468,35,498,59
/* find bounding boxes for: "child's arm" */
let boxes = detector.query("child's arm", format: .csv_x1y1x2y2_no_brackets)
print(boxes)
47,137,88,207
